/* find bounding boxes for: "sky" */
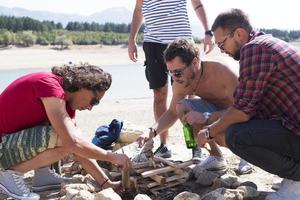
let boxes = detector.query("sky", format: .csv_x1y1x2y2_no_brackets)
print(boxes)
1,0,299,30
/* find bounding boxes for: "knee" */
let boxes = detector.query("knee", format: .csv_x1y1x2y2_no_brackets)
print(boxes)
225,124,240,151
153,87,168,104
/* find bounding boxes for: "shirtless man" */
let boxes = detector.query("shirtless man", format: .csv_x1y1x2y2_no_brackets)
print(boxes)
141,38,251,172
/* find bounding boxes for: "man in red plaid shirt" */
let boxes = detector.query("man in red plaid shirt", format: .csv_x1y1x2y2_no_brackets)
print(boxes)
196,9,300,200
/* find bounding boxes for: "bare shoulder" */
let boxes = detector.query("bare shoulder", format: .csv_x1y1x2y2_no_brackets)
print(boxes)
202,59,238,77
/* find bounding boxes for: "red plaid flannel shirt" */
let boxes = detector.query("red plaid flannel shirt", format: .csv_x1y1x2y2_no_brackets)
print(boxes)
233,31,300,135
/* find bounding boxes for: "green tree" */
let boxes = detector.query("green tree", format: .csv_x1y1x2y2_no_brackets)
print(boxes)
0,29,13,46
54,35,73,50
15,31,37,47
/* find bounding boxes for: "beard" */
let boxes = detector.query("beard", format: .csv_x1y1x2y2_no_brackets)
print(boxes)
232,41,241,60
233,51,240,60
183,71,196,88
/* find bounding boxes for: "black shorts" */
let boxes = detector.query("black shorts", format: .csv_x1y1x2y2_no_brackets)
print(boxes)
143,42,169,89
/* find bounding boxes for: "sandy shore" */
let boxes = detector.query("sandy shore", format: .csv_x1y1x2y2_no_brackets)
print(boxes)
0,44,235,70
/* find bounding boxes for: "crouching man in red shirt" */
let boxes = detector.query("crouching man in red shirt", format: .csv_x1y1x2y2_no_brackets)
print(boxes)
0,63,131,200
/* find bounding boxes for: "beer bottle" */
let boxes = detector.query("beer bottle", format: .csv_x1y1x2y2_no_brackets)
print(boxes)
182,123,197,149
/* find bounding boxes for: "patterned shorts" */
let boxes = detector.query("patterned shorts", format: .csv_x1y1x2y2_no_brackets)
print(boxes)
0,125,57,169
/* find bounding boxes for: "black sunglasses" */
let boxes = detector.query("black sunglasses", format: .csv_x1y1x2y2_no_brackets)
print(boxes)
168,65,189,78
90,91,100,106
216,29,236,51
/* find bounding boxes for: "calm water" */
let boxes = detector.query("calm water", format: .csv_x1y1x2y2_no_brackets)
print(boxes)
0,64,165,100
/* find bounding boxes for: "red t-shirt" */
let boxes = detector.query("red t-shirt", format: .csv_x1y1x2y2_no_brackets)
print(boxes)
0,72,75,138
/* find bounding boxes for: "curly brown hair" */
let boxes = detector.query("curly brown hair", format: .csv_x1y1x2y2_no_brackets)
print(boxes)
51,63,112,92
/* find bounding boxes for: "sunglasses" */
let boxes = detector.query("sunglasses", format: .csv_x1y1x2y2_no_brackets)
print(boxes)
216,29,236,51
168,65,189,78
90,91,100,106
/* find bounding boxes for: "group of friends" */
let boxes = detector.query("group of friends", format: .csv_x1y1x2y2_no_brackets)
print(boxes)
0,0,299,200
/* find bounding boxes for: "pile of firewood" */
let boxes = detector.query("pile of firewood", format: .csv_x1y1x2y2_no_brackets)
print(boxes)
126,156,194,196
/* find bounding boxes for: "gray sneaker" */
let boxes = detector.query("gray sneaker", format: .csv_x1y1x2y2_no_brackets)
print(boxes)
0,169,40,200
32,166,70,192
154,144,172,158
192,147,202,162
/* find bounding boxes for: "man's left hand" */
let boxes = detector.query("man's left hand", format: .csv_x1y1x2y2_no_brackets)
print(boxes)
203,35,214,54
196,128,209,147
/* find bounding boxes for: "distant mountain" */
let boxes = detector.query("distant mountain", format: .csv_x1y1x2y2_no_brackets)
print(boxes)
0,6,132,26
0,6,204,35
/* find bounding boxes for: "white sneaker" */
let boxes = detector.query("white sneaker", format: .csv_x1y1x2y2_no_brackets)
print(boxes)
237,159,253,175
266,178,300,200
198,156,227,171
0,169,40,200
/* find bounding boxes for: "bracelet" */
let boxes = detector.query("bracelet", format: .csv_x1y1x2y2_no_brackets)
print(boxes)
194,4,203,11
205,30,213,37
149,127,157,137
204,127,214,140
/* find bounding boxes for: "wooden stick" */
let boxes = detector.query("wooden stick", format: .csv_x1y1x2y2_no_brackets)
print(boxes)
135,167,152,174
174,169,184,175
141,160,193,178
132,160,152,169
153,156,176,167
122,170,130,190
147,172,188,188
150,175,166,184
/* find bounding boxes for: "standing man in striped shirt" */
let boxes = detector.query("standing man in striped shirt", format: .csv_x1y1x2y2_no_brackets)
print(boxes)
197,9,300,200
128,0,214,158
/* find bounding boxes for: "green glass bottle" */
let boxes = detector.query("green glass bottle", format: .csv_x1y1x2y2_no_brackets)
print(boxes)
182,123,197,149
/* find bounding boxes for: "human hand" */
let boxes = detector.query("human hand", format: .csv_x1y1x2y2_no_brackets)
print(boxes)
203,35,214,54
128,40,138,62
136,132,151,147
183,111,206,126
110,153,132,170
196,128,209,147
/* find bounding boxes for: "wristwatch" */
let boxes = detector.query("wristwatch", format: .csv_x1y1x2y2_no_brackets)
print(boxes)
204,127,213,140
203,112,212,125
205,30,213,37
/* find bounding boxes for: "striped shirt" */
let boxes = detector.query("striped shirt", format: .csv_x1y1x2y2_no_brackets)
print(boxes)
142,0,193,44
233,31,300,135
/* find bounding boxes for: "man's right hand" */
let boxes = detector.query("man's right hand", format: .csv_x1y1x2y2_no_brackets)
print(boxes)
109,153,132,170
128,40,138,62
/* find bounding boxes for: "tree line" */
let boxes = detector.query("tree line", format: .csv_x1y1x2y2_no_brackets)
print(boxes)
0,15,299,48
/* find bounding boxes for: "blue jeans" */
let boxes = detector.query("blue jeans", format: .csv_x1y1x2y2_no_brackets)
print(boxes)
226,119,300,180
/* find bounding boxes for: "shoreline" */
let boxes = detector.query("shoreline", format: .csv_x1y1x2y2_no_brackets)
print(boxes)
0,43,228,70
0,44,145,70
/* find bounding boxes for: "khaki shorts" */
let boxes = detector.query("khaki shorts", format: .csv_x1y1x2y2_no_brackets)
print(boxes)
0,125,57,169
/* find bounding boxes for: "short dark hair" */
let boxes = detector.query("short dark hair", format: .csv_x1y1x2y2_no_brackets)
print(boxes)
51,63,112,92
212,8,253,34
163,38,199,66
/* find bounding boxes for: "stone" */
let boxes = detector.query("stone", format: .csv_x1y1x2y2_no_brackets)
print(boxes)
213,174,241,189
236,186,259,198
60,183,91,196
191,165,220,186
202,188,244,200
94,188,122,200
133,194,152,200
173,191,201,200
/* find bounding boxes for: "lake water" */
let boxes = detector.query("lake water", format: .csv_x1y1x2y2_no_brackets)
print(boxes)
0,64,171,100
